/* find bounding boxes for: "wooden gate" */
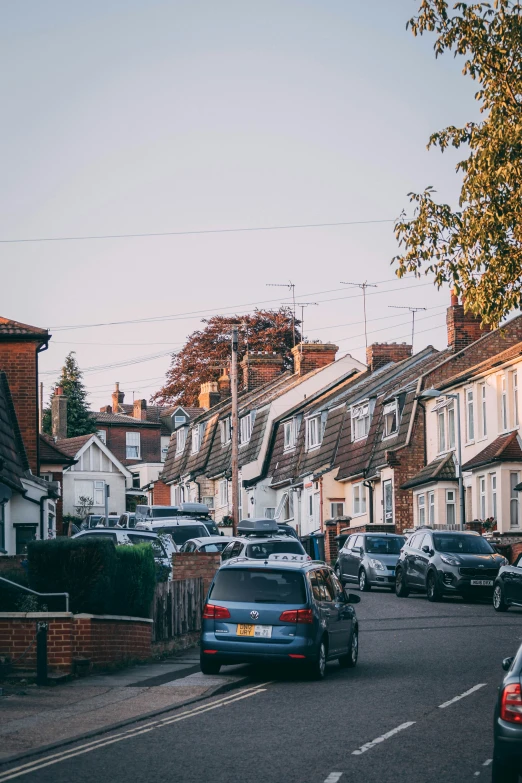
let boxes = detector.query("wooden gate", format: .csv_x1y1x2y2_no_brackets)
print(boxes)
152,578,205,642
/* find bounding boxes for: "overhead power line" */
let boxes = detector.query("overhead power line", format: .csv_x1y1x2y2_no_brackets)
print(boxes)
0,218,397,245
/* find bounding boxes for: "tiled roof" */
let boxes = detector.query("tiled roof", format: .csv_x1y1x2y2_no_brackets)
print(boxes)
461,431,522,471
54,434,93,458
94,411,159,428
401,453,457,489
0,317,49,338
433,340,522,392
39,434,77,465
0,371,28,491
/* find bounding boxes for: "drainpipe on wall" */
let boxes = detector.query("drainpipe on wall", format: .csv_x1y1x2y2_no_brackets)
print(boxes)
363,479,374,525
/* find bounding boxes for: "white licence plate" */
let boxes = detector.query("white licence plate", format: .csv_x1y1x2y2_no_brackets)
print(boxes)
470,579,493,586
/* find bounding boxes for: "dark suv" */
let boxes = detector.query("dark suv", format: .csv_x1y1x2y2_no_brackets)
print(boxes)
395,528,507,602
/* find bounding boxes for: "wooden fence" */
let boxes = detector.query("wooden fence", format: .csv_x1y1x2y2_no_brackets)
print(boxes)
152,578,205,643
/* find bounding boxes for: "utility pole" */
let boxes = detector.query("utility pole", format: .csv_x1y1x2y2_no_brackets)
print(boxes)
388,306,427,349
267,281,296,347
297,303,318,353
230,325,239,535
340,281,377,349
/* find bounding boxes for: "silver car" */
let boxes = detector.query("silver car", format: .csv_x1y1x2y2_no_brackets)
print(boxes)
335,532,405,591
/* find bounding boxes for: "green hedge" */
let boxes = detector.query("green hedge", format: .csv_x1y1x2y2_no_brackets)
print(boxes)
0,566,31,611
26,538,156,617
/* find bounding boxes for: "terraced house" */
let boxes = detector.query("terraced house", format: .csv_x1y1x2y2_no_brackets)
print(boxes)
159,343,366,520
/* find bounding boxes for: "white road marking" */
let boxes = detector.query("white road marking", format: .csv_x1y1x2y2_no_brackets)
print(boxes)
324,774,343,783
474,772,480,777
483,759,492,766
351,722,416,756
438,683,487,709
0,684,271,781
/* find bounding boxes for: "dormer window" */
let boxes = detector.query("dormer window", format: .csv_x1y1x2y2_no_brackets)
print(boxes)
240,411,256,446
176,427,187,455
174,414,186,429
191,425,200,454
306,411,327,451
351,401,371,441
383,400,399,438
284,420,295,451
220,417,231,445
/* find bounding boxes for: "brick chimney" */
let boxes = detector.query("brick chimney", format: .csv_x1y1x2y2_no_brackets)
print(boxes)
112,382,124,412
291,343,338,376
446,290,491,352
0,316,50,473
218,369,231,399
100,405,112,413
241,352,284,390
199,382,221,410
366,343,412,373
133,399,147,421
51,386,68,440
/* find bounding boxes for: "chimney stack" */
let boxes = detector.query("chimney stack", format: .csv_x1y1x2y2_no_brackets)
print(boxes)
133,399,147,421
446,290,491,352
199,382,221,410
112,382,124,412
291,343,338,376
241,352,284,390
52,386,68,440
366,343,412,373
100,405,112,413
218,369,231,399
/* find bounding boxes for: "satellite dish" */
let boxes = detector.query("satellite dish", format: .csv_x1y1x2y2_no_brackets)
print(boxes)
0,483,12,504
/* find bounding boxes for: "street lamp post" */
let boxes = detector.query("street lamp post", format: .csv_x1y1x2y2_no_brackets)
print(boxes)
418,389,465,531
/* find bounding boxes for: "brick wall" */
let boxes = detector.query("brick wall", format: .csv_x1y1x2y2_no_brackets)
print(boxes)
0,341,40,472
366,343,412,373
152,480,171,505
390,401,427,533
0,613,152,674
240,352,284,390
172,552,221,596
104,424,162,466
291,343,338,376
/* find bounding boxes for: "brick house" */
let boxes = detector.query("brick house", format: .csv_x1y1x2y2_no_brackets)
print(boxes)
39,433,77,536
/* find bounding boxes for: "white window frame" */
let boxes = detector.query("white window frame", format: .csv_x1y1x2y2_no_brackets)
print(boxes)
479,475,486,519
351,401,370,442
219,479,229,508
264,507,275,519
418,494,426,526
428,491,435,526
446,489,456,527
382,400,398,439
126,431,141,459
353,482,367,516
466,388,475,442
501,375,508,431
306,416,321,451
512,370,519,427
220,418,231,446
383,479,393,524
480,382,487,439
174,415,186,429
191,425,200,454
490,472,497,520
284,420,296,451
436,399,456,454
176,427,187,455
97,430,107,444
510,471,520,529
330,501,345,518
240,411,255,446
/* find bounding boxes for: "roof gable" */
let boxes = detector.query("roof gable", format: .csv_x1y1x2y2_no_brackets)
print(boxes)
59,434,132,477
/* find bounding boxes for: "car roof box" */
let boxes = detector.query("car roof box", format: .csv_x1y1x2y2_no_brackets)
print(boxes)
176,502,210,516
237,518,279,536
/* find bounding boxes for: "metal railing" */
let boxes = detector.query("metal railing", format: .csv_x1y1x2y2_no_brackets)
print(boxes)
0,576,69,613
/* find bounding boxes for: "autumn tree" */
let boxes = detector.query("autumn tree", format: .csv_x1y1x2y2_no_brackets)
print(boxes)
152,307,300,406
394,0,522,326
42,352,97,438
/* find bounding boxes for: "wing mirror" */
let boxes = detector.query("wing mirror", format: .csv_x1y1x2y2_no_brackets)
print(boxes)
502,656,515,671
422,545,434,556
343,586,361,604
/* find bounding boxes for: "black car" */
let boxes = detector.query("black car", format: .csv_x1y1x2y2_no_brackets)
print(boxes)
493,552,522,611
395,528,507,601
492,644,522,782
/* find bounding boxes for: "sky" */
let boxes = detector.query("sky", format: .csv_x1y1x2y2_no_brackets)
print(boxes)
1,1,478,409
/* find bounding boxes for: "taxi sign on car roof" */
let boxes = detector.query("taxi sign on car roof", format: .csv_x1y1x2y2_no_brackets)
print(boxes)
237,518,279,535
268,553,308,562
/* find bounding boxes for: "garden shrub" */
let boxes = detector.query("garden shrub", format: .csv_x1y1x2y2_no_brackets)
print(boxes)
111,544,156,618
0,566,29,611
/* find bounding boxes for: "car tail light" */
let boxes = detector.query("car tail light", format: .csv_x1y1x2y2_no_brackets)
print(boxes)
279,608,313,624
288,654,306,659
500,683,522,723
202,603,231,619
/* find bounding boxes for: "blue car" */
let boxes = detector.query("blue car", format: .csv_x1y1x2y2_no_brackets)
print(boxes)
200,556,360,679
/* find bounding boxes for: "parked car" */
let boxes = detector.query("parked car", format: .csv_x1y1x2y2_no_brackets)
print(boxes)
221,519,309,562
395,528,507,602
492,643,522,781
493,552,522,611
276,523,299,539
118,512,136,529
135,503,220,536
200,557,360,679
136,519,212,547
335,532,405,591
180,536,234,554
72,528,177,577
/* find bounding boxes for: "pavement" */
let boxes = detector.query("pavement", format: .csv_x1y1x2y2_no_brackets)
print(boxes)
1,590,522,782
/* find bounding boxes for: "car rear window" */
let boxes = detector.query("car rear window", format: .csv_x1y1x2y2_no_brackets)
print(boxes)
159,525,210,544
200,542,228,553
245,541,305,559
433,534,495,554
127,534,167,557
210,569,307,604
151,508,179,518
365,536,404,555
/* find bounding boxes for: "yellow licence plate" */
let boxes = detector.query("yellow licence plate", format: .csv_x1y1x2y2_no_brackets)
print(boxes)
237,624,255,636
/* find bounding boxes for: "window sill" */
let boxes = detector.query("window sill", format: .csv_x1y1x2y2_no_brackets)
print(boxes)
382,433,398,441
283,446,296,453
352,511,367,518
306,444,321,452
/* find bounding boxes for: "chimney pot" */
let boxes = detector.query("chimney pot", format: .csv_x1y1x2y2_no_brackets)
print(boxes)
112,382,125,412
218,369,231,399
198,382,220,410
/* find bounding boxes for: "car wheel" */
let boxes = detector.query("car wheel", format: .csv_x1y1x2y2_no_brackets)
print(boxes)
493,583,509,612
426,571,443,602
334,563,344,583
200,656,221,675
308,639,327,680
491,757,519,783
395,568,409,597
359,569,371,592
339,627,358,669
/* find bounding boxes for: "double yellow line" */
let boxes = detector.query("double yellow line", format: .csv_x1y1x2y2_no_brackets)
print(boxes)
0,683,272,781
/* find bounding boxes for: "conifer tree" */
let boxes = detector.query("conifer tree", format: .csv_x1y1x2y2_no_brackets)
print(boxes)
42,352,97,438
